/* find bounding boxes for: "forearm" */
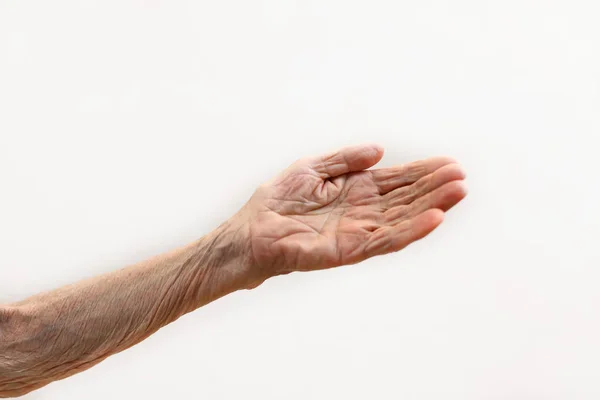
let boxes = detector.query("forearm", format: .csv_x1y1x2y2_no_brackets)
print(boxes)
0,218,251,397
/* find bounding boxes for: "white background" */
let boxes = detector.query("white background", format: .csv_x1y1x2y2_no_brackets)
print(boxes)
1,1,599,399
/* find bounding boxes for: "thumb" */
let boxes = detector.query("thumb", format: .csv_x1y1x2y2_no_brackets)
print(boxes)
309,143,384,179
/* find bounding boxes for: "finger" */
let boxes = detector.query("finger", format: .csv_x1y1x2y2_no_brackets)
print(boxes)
386,180,467,226
364,208,444,257
408,180,467,216
309,143,384,179
384,163,466,209
370,156,456,195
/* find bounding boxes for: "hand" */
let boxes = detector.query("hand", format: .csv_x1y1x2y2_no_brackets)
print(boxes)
235,144,467,287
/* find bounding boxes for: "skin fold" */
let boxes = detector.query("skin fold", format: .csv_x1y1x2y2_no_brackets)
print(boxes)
0,144,467,397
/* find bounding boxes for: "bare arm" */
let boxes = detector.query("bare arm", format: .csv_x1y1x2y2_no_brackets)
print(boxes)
0,217,252,397
0,144,467,397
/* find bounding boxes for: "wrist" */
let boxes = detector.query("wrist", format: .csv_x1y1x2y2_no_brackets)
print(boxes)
199,211,257,294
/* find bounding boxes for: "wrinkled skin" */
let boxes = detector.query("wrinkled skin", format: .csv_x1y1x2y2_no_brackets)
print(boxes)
237,144,467,286
0,144,467,398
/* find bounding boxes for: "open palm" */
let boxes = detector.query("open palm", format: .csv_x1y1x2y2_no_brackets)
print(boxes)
245,144,466,278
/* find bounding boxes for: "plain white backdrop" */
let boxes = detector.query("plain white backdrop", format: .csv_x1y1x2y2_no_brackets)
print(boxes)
1,0,599,399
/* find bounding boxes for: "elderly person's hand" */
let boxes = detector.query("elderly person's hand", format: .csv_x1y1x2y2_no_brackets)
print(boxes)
233,144,466,288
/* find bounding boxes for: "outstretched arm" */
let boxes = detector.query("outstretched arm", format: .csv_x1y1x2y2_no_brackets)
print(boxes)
0,144,467,397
